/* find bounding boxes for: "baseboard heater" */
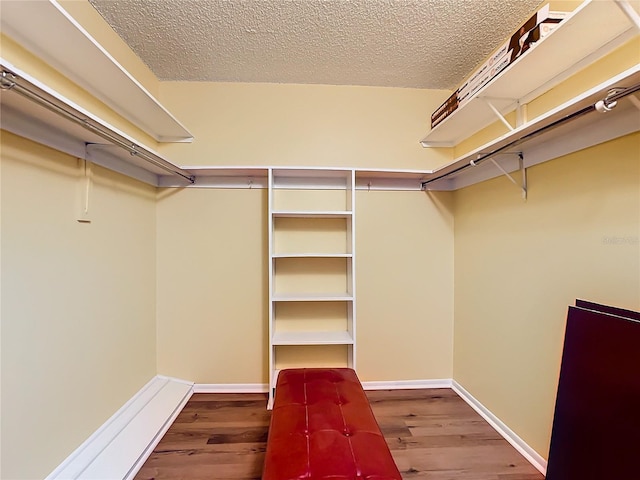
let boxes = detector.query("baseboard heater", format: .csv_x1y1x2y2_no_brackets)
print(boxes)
46,376,193,480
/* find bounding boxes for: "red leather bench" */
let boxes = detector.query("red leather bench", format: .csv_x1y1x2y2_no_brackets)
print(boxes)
263,368,402,480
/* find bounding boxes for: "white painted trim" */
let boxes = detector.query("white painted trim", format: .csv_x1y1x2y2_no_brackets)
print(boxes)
194,383,269,394
361,378,453,390
46,375,193,480
194,379,452,396
124,377,193,480
451,380,547,475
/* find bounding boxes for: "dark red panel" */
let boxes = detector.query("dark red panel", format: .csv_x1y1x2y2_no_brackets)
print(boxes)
575,298,640,321
546,306,640,480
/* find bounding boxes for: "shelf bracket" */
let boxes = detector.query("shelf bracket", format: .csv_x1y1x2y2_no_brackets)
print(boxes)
615,0,640,31
484,99,514,131
76,149,93,222
480,153,527,199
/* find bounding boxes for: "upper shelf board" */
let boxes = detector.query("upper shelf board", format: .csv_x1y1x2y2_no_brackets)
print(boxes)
272,168,354,190
272,211,353,218
272,331,355,346
421,0,640,147
423,65,640,191
0,0,193,143
0,59,192,187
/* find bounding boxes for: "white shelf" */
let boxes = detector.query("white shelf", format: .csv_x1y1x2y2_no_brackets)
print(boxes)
175,167,269,189
267,168,356,407
0,0,192,143
421,0,639,147
272,331,354,345
166,167,431,191
0,59,192,187
422,65,640,191
272,253,353,258
272,210,353,218
272,293,354,302
355,168,433,191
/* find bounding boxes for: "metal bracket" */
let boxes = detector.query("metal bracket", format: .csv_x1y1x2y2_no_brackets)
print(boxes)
77,148,93,222
484,153,527,199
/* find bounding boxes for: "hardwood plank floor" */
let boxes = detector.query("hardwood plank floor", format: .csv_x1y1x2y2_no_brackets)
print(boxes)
134,389,544,480
367,389,543,480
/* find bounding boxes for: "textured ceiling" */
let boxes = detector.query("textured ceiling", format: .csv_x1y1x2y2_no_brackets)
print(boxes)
88,0,544,89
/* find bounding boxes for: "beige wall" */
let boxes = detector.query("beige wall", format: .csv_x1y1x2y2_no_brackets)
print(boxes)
1,132,158,479
155,187,454,384
356,190,454,381
453,132,640,459
158,82,452,170
155,187,268,383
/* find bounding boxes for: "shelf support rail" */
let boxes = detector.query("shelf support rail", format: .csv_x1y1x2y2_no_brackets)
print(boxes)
472,153,527,199
0,68,195,184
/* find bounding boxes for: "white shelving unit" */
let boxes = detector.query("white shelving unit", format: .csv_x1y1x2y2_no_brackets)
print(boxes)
267,168,356,408
421,0,640,147
1,0,638,193
423,65,640,192
0,64,436,189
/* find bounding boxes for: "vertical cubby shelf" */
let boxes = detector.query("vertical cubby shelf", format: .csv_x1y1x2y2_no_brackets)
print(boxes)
268,168,356,407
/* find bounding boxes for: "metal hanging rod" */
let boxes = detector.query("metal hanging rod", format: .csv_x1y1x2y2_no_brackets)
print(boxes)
0,68,195,184
421,81,640,189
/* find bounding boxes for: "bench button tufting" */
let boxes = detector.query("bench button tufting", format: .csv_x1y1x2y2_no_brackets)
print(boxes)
263,368,402,480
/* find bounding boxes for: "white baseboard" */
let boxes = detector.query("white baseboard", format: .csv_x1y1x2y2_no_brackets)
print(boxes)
194,383,269,393
451,380,547,475
194,380,453,393
46,375,193,480
362,378,453,390
192,378,452,394
44,375,545,479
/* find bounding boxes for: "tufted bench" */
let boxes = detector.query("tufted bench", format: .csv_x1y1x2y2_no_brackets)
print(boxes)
262,368,402,480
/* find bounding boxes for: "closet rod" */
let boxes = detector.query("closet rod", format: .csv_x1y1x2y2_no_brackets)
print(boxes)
421,82,640,188
0,68,195,184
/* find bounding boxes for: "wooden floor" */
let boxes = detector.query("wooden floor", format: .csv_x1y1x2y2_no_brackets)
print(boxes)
134,389,544,480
